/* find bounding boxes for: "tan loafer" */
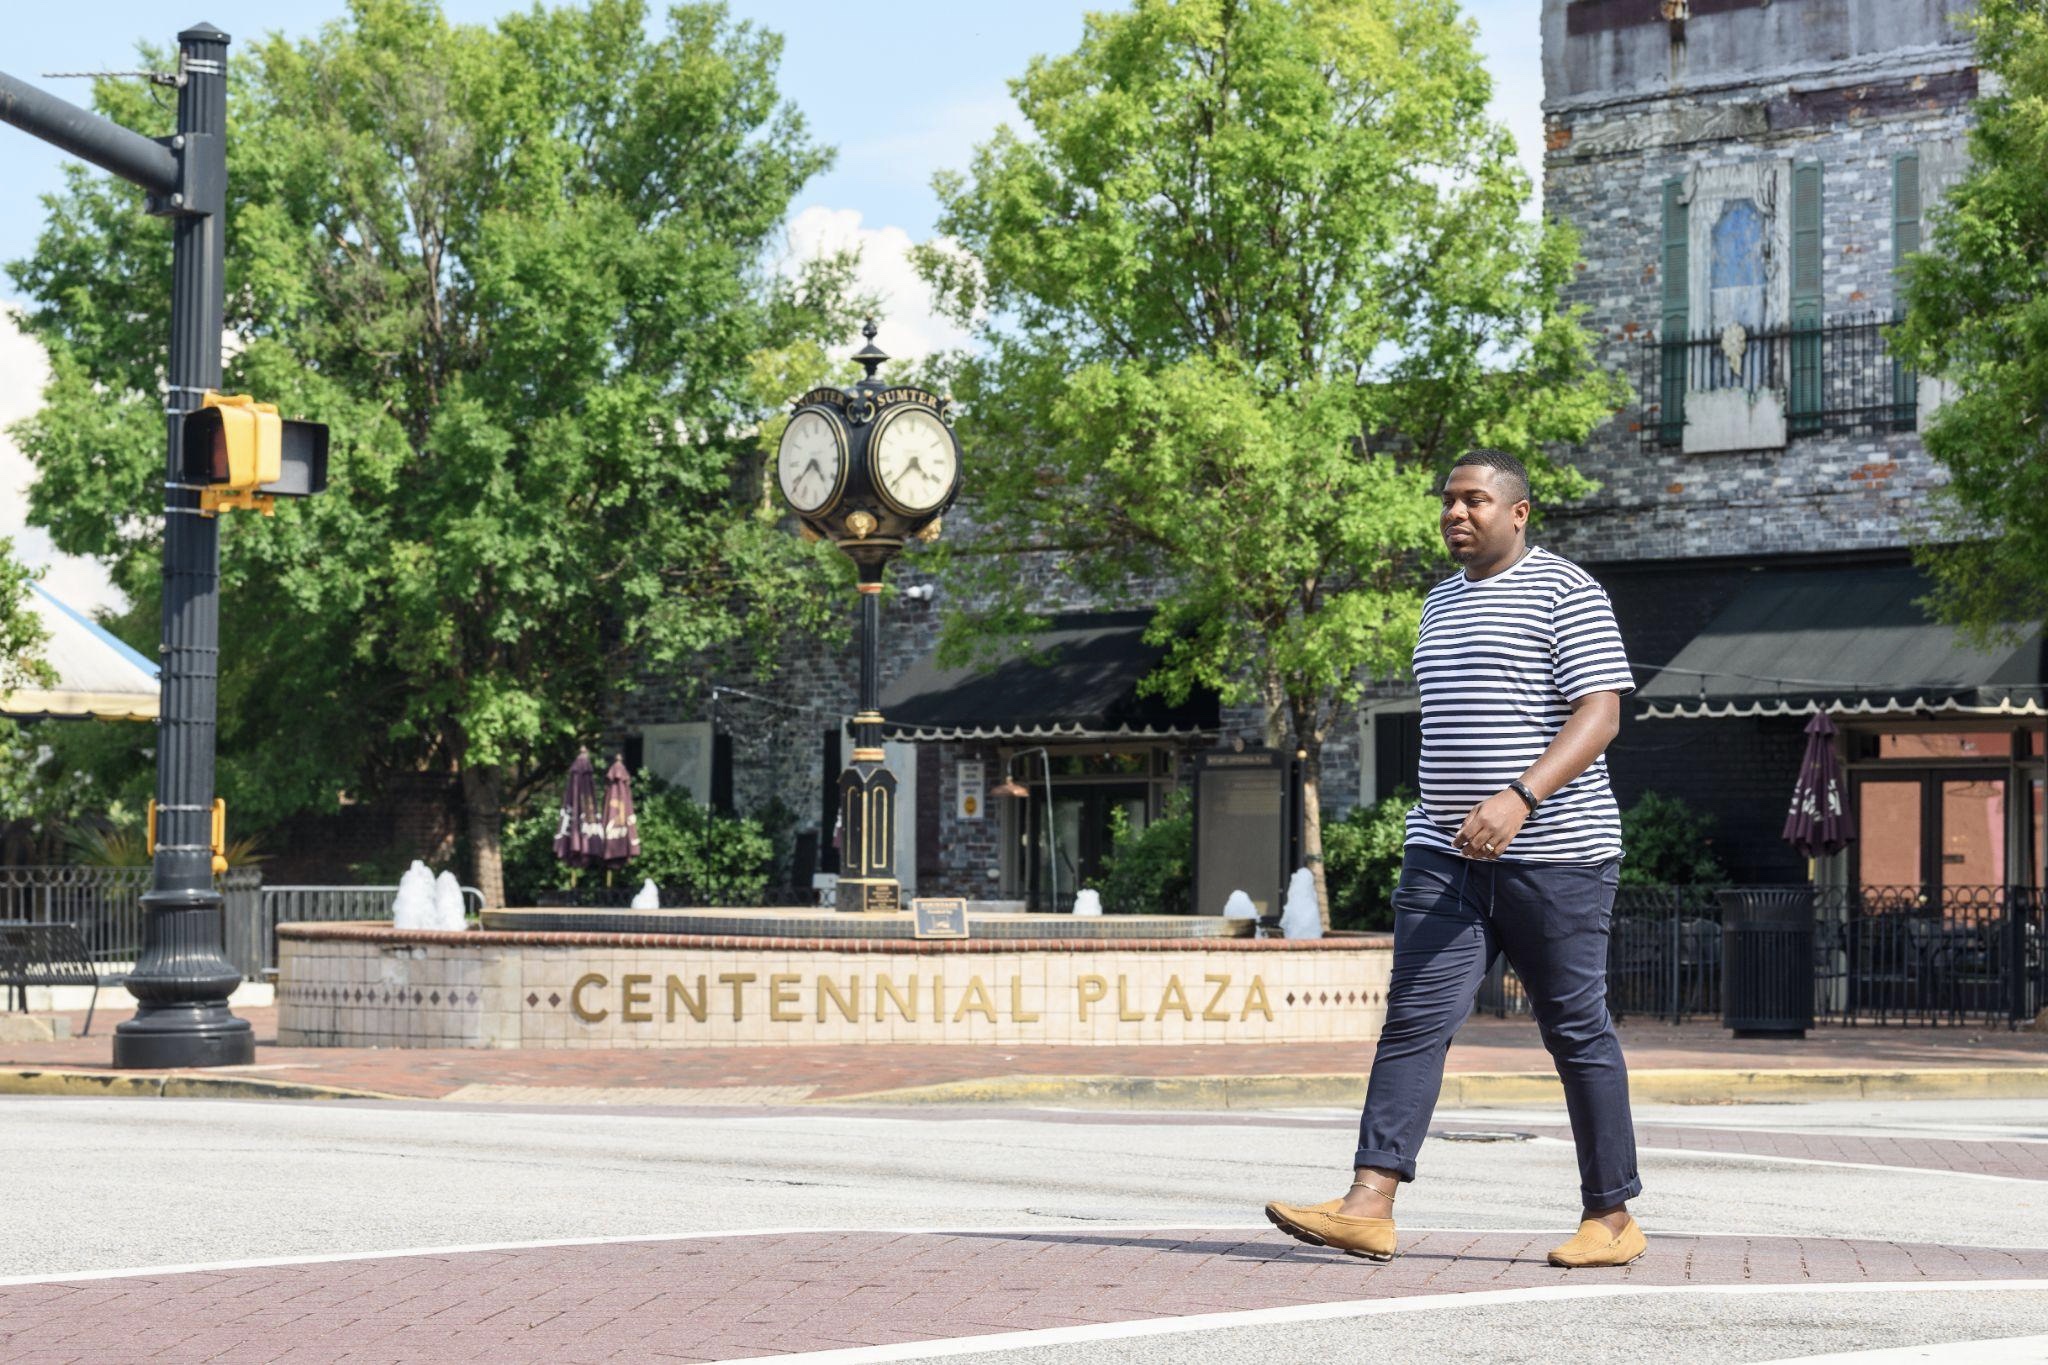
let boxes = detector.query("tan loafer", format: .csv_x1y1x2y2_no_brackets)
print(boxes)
1263,1186,1398,1262
1547,1215,1647,1268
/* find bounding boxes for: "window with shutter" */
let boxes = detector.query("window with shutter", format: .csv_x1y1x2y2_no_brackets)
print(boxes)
1892,152,1921,426
1659,177,1688,445
1789,162,1824,435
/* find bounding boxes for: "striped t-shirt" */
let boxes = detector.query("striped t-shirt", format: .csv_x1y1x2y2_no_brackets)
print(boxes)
1404,546,1635,864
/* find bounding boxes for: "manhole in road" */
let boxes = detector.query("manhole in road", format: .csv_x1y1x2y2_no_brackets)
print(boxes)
1430,1129,1536,1143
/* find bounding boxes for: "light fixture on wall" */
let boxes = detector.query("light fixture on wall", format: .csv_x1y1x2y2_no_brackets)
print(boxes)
995,747,1061,912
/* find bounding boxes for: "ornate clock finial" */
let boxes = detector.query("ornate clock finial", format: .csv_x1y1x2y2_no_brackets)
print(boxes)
853,318,889,387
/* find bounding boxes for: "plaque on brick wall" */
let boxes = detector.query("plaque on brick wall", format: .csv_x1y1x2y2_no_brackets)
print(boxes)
912,897,969,939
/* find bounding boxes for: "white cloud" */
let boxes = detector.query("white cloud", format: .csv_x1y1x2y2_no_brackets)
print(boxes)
0,303,125,616
784,206,974,364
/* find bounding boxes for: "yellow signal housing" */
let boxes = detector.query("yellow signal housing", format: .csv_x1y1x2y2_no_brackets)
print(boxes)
143,797,228,873
191,392,282,516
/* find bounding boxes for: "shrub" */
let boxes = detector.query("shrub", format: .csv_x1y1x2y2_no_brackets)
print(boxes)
1322,788,1413,932
1618,790,1726,887
1099,788,1192,915
500,777,773,904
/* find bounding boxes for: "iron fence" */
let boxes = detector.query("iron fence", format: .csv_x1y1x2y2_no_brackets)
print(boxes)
1600,883,2043,1029
1639,313,1916,450
0,865,263,970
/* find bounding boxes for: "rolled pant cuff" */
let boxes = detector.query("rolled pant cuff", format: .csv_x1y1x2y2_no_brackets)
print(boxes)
1352,1149,1417,1181
1583,1176,1642,1208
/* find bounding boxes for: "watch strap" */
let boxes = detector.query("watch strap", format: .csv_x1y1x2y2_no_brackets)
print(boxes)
1508,779,1540,813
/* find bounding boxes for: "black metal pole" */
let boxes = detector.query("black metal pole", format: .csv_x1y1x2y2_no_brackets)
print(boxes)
0,71,179,196
113,23,250,1068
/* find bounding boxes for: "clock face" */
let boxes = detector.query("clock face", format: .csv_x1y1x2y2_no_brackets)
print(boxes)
872,407,957,514
777,409,844,514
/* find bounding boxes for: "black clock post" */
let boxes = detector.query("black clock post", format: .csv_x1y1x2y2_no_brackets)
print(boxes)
776,323,962,912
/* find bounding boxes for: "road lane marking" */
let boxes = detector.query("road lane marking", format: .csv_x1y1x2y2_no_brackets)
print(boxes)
1756,1333,2048,1363
750,1281,2048,1363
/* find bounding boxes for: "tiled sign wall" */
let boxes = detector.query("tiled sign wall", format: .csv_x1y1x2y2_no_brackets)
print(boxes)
275,926,1394,1049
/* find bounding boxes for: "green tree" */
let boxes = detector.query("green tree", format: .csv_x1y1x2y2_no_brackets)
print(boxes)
1893,0,2048,637
0,538,51,696
1321,787,1412,931
1616,790,1724,888
8,0,855,903
914,0,1626,926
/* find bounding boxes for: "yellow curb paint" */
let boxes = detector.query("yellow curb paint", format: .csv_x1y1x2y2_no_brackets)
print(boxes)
0,1068,402,1103
835,1066,2048,1110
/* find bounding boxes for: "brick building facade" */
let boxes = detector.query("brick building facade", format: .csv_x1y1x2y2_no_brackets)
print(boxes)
1536,0,2045,893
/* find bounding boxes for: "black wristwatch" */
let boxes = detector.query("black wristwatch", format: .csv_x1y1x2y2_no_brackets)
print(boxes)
1508,779,1541,813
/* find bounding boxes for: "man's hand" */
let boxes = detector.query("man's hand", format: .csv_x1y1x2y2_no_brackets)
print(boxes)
1454,790,1530,861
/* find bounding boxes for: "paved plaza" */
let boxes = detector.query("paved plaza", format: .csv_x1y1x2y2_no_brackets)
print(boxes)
1,1092,2044,1362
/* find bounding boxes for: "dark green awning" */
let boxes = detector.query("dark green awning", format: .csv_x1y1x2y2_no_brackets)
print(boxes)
1635,564,2048,720
879,610,1220,742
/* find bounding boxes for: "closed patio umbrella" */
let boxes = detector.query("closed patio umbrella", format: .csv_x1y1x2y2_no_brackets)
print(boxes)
597,755,640,869
1783,712,1855,858
552,749,603,869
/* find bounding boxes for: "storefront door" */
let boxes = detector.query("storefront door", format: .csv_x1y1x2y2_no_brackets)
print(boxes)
1853,769,2011,896
1025,783,1150,911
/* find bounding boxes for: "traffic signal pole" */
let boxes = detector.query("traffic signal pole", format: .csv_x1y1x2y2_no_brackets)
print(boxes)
1,24,252,1067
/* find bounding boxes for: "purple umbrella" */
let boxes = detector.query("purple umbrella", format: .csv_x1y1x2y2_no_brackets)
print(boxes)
1783,712,1856,858
597,755,640,869
552,749,603,870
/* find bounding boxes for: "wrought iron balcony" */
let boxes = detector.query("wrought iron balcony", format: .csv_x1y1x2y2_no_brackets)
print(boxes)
1638,313,1918,452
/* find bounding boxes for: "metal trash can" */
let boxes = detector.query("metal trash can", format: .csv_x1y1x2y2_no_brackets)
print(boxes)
1717,888,1816,1038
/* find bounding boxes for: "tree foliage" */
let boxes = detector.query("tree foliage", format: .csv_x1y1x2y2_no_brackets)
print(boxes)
0,539,51,695
914,0,1626,923
7,0,855,901
1616,790,1724,888
1893,0,2048,639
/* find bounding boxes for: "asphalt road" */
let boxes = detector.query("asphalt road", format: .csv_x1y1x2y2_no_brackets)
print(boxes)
2,1095,2045,1362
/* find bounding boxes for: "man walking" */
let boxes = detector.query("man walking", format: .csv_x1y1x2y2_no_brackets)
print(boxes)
1265,449,1645,1268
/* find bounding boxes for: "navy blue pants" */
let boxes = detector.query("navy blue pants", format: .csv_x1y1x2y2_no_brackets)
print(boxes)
1355,844,1641,1209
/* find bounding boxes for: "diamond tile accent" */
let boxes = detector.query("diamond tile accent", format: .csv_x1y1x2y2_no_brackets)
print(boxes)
548,992,562,1008
526,992,540,1007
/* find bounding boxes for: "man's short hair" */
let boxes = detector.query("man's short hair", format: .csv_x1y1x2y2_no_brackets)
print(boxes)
1449,448,1531,507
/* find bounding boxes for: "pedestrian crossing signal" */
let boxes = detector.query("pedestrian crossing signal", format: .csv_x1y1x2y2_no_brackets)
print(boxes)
181,391,329,515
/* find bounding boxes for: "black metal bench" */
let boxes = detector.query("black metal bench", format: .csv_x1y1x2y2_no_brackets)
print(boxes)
0,922,128,1036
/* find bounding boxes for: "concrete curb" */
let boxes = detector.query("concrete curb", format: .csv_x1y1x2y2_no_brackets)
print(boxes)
0,1068,405,1102
833,1066,2048,1110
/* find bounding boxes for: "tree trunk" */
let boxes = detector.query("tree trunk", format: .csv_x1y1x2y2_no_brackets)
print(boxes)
461,762,506,909
1300,743,1331,934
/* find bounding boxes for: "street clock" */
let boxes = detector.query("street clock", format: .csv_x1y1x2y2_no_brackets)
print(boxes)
775,322,963,912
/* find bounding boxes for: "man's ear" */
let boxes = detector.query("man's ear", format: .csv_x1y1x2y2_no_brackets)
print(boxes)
1515,499,1531,530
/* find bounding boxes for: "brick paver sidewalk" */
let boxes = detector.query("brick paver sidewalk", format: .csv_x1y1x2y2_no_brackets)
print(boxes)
4,1226,2044,1363
3,1008,2043,1101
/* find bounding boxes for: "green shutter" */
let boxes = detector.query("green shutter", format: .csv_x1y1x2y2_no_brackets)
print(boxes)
1891,152,1921,426
1659,177,1688,445
1789,162,1824,435
1892,152,1922,270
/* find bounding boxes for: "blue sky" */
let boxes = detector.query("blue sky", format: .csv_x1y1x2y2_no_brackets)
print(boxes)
0,1,1545,609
